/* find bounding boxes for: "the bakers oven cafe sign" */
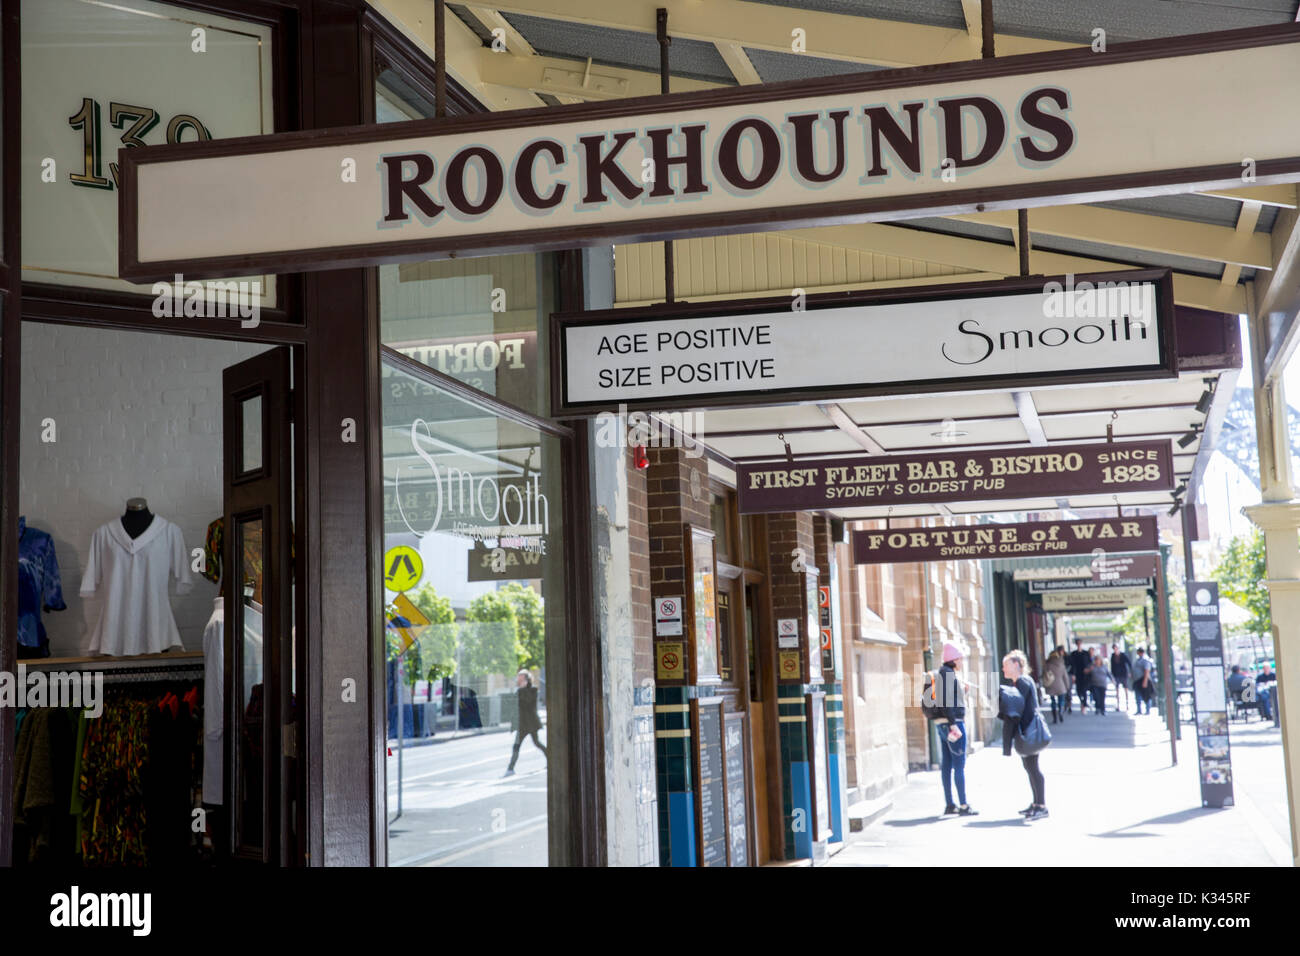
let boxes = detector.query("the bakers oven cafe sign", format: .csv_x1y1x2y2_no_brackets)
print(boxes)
119,27,1300,282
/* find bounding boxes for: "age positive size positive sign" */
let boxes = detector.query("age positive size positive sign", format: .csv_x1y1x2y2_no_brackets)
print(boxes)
556,273,1168,410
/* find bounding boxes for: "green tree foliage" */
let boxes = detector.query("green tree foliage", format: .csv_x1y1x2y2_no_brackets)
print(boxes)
1212,529,1271,638
1116,569,1188,658
498,582,545,669
462,591,522,678
387,584,458,688
409,584,457,683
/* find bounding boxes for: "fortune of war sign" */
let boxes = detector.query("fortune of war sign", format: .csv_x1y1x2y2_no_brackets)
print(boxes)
118,26,1300,281
737,440,1173,514
852,516,1158,565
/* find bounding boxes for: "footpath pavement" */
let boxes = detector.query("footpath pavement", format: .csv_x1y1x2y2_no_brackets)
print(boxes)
827,697,1292,867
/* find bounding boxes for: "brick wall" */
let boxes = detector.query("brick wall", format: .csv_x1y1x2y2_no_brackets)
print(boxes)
765,512,814,627
628,457,653,686
646,447,710,598
20,323,266,655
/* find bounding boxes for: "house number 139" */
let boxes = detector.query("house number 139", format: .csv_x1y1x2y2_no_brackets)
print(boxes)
67,97,211,190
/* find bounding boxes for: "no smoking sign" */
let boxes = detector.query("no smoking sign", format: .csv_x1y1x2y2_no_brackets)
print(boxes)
657,641,684,681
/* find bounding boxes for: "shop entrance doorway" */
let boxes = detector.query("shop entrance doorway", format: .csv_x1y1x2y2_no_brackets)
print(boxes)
222,347,297,864
7,325,302,868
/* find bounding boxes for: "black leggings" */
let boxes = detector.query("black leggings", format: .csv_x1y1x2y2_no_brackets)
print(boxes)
508,729,547,770
1022,755,1045,806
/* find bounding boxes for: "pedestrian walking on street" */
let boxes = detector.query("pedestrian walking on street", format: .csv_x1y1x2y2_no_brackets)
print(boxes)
1110,643,1132,713
504,669,547,776
927,642,977,817
1000,650,1049,820
1131,647,1155,714
1089,651,1112,715
1042,647,1070,724
1068,639,1092,714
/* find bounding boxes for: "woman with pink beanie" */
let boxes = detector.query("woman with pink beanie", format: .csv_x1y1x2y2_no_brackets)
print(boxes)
931,642,977,816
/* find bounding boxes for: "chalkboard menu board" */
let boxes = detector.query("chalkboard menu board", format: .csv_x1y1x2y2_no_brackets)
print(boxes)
724,711,749,867
694,698,727,866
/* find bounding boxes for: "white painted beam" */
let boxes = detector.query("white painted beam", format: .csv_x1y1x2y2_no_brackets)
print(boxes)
783,223,1247,313
475,49,724,99
950,204,1272,271
714,41,761,85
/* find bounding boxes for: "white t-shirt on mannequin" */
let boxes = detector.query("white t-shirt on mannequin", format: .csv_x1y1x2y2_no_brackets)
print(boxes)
81,515,193,656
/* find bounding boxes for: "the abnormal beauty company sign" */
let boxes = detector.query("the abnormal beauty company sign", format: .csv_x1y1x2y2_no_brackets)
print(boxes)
737,440,1174,514
119,27,1300,280
555,270,1173,412
852,516,1158,565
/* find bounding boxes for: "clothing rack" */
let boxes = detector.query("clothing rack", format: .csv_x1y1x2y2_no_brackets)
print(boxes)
19,651,205,684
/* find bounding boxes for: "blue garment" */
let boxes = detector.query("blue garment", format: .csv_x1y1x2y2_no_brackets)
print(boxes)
17,516,66,655
939,720,967,807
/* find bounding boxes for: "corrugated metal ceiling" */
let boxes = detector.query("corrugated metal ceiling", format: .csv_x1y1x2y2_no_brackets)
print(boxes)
744,46,887,82
750,0,1297,44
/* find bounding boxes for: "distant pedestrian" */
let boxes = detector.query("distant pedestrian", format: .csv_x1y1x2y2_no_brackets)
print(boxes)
504,669,547,776
1068,639,1092,713
1089,652,1112,715
1226,664,1248,697
1000,650,1048,820
1042,647,1071,724
928,642,977,817
1131,647,1154,714
1110,643,1132,713
1255,664,1277,722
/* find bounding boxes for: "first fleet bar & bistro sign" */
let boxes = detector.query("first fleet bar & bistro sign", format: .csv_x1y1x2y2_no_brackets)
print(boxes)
738,440,1174,514
852,516,1159,565
117,26,1300,281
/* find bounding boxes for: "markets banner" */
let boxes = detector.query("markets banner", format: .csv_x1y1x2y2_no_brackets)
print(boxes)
851,515,1158,565
1187,581,1235,808
737,440,1173,514
119,26,1300,281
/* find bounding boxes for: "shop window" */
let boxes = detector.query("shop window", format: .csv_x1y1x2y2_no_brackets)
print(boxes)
21,0,276,305
373,56,555,419
379,253,557,418
380,357,567,866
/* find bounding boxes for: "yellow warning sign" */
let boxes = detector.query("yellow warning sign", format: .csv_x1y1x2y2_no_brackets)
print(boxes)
779,649,802,680
387,592,430,656
657,642,684,681
383,545,423,593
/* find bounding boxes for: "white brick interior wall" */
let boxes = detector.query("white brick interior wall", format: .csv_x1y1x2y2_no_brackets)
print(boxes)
20,323,269,657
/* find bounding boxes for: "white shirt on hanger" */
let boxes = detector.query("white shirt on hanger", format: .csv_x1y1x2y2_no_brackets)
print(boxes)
80,515,193,656
202,597,224,805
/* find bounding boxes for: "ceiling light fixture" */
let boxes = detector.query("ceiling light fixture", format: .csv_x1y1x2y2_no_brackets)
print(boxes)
1195,377,1218,415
